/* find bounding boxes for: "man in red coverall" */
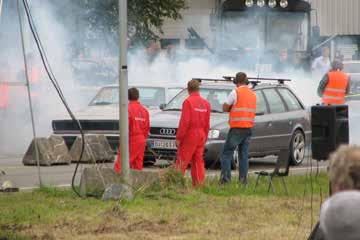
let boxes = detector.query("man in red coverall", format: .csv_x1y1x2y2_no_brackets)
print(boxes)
114,87,150,172
176,80,211,186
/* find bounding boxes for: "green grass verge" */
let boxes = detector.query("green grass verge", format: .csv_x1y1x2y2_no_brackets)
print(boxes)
0,173,328,240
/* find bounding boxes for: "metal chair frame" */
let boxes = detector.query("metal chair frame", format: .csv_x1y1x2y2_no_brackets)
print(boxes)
253,149,290,195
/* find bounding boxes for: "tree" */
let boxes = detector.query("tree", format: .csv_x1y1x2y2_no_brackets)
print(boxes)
74,0,186,48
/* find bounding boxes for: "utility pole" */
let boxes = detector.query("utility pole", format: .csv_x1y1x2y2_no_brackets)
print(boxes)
118,0,130,183
0,0,3,22
16,0,42,186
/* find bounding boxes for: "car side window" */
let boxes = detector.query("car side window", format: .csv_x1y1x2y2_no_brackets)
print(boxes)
278,88,303,111
255,90,267,114
262,88,286,113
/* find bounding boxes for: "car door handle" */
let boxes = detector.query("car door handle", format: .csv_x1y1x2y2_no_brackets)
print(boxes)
289,121,293,125
267,122,272,127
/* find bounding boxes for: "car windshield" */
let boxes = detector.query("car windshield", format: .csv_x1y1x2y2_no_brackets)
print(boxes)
164,88,232,112
89,86,166,107
138,87,166,107
344,63,360,73
167,87,183,102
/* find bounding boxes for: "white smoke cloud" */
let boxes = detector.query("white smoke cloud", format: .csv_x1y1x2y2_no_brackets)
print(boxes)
0,0,90,154
1,1,358,156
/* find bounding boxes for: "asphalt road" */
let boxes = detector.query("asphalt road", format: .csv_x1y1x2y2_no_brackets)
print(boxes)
0,154,328,190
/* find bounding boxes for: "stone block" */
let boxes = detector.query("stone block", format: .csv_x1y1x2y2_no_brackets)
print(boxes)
69,135,114,163
22,136,71,166
48,135,72,164
79,167,160,197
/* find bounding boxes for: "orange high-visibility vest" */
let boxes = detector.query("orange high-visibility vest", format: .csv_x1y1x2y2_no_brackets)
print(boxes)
0,83,9,109
229,86,257,128
322,71,349,105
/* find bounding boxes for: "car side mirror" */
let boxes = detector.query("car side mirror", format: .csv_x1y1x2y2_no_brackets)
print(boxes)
159,103,166,110
256,111,265,116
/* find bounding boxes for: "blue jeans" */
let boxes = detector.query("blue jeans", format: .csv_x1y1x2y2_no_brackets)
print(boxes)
220,128,252,183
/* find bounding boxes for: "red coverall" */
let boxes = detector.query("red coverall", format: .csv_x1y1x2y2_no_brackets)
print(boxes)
176,92,211,186
114,100,150,172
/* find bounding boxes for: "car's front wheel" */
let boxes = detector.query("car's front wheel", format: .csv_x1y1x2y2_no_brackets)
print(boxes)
290,130,306,165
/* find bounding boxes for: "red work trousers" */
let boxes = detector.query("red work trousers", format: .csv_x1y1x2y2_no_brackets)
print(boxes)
114,135,146,173
176,132,206,187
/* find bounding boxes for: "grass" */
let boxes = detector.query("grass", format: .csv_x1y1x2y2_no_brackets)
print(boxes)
0,172,329,240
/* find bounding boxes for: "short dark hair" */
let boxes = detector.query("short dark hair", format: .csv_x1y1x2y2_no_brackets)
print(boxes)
332,60,344,71
234,72,248,85
128,87,139,101
187,79,200,92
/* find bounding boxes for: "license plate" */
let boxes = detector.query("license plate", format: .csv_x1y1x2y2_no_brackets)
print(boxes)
150,139,177,149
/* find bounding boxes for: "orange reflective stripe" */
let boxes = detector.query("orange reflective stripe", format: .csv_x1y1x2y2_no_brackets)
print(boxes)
230,117,255,122
325,88,346,93
322,95,343,100
231,107,256,113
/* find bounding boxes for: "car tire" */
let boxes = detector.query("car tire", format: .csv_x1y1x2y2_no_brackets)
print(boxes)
206,160,220,170
231,146,239,170
289,130,306,166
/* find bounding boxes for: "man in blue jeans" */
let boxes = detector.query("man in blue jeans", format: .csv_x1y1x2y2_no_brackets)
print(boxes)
220,72,257,185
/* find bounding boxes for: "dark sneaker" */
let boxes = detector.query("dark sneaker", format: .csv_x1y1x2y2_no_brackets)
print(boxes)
239,177,248,186
219,179,230,186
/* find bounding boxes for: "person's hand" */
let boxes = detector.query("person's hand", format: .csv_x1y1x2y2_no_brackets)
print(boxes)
176,140,180,148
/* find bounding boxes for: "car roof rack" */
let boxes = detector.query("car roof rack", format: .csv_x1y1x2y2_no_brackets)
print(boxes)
192,78,231,83
223,76,291,85
192,76,291,87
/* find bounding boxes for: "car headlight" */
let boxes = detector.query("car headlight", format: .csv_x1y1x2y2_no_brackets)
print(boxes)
208,129,220,139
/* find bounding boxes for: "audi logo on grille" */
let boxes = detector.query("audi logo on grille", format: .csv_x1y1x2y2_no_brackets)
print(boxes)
160,128,176,135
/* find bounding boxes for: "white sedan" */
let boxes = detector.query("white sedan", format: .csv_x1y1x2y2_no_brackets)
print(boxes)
52,84,183,151
344,61,360,145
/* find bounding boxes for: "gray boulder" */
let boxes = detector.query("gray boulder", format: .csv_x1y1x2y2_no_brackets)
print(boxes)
102,183,134,201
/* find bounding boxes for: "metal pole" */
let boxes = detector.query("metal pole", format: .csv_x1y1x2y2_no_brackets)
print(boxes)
118,0,130,182
17,0,42,186
0,0,3,23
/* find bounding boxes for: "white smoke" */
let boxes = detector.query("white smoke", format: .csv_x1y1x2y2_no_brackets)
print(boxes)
1,1,358,156
0,1,91,155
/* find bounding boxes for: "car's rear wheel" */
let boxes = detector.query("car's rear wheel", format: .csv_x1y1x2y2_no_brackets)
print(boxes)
290,130,305,165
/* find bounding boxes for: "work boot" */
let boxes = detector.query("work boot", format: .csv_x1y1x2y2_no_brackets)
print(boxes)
218,178,230,186
219,173,231,186
239,176,248,187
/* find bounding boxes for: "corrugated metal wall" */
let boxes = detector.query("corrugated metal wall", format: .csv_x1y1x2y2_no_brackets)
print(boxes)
311,0,360,36
159,0,214,44
159,0,360,42
158,0,215,39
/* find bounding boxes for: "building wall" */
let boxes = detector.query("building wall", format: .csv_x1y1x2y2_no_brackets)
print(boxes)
159,0,215,48
160,0,360,39
310,0,360,36
310,0,360,60
158,0,360,59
